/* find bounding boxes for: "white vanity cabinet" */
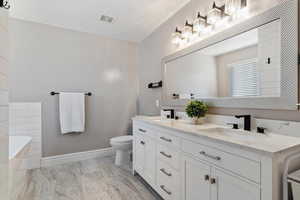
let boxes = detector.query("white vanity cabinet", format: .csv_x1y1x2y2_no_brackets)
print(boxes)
133,118,300,200
182,155,260,200
133,125,156,187
211,168,260,200
183,157,211,200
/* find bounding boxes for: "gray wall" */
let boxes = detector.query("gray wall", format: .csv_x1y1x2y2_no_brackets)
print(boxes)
9,19,139,157
137,0,300,121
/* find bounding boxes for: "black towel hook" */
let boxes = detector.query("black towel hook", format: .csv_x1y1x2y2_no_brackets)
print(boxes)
0,0,10,9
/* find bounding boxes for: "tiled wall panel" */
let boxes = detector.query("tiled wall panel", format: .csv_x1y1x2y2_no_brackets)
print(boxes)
9,103,42,169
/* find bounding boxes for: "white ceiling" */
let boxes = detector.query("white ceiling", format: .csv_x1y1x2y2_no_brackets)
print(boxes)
9,0,190,42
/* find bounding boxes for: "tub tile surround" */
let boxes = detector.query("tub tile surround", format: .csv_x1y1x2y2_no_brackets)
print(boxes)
9,103,42,200
9,102,42,169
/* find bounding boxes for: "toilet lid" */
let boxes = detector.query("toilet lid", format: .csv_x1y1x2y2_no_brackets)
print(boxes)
110,135,133,143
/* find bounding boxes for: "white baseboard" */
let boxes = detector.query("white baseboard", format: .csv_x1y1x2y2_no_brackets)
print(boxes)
41,147,114,167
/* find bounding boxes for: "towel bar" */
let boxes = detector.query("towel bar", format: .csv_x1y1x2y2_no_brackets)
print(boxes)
50,91,92,96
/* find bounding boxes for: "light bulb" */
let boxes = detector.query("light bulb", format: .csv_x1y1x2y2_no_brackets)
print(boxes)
171,27,182,45
193,13,208,33
172,32,182,44
182,21,193,40
207,7,222,24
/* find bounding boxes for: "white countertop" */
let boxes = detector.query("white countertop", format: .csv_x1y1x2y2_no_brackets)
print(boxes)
133,116,300,155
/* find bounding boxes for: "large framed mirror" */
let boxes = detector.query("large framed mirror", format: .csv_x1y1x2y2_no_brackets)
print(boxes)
162,0,298,110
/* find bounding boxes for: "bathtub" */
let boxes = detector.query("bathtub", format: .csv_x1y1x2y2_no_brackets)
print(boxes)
9,136,32,160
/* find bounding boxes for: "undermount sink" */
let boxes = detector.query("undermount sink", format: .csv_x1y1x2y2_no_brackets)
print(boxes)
204,127,266,141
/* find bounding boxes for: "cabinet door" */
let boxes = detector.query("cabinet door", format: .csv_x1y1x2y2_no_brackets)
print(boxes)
211,168,260,200
143,136,156,186
134,134,145,175
184,157,211,200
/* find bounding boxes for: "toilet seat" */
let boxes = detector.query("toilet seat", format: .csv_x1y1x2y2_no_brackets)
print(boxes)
110,135,133,144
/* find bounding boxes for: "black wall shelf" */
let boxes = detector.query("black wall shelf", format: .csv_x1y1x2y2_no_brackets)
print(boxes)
148,81,163,89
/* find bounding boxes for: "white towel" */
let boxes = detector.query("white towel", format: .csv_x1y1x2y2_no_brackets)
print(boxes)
59,92,85,134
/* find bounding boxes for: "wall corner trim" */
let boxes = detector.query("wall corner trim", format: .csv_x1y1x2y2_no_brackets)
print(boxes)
41,147,114,167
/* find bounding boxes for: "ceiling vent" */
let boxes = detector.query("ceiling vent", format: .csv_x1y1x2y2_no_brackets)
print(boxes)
100,15,114,23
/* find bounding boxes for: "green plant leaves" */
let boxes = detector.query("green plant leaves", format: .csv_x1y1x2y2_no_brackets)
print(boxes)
185,100,208,118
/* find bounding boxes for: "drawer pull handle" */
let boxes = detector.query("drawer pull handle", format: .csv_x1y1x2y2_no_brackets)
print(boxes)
204,174,210,181
210,178,216,184
160,136,172,143
140,141,145,145
160,151,172,158
199,151,221,161
139,128,147,133
160,168,172,177
160,185,172,195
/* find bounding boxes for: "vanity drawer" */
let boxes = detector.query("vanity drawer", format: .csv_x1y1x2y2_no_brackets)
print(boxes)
157,160,179,186
133,123,156,138
157,144,180,170
157,167,180,200
157,131,180,148
182,139,261,183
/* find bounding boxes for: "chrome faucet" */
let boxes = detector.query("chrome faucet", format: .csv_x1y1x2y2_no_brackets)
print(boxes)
235,115,251,131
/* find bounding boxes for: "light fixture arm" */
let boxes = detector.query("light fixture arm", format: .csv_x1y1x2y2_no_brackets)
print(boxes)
175,27,182,34
185,20,193,28
212,2,225,13
197,12,211,26
197,12,207,22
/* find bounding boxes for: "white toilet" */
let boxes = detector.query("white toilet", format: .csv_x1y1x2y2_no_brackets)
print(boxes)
110,135,133,166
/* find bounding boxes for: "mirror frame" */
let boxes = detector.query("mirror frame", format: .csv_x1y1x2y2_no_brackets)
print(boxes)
162,0,298,110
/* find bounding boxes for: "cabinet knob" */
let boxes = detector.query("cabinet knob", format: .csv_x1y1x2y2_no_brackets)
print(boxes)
140,141,145,145
210,178,216,184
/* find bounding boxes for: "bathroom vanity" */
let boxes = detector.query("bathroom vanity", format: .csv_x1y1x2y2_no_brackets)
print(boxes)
132,1,300,199
132,116,300,200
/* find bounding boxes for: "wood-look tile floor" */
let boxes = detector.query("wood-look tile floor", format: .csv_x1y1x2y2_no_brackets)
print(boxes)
14,157,161,200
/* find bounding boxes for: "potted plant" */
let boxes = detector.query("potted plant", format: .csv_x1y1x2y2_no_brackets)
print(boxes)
185,100,208,124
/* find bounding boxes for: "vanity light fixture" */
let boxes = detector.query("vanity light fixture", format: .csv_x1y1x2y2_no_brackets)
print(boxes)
0,0,10,9
193,12,210,33
171,0,248,46
182,21,194,40
172,27,183,45
207,2,229,25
